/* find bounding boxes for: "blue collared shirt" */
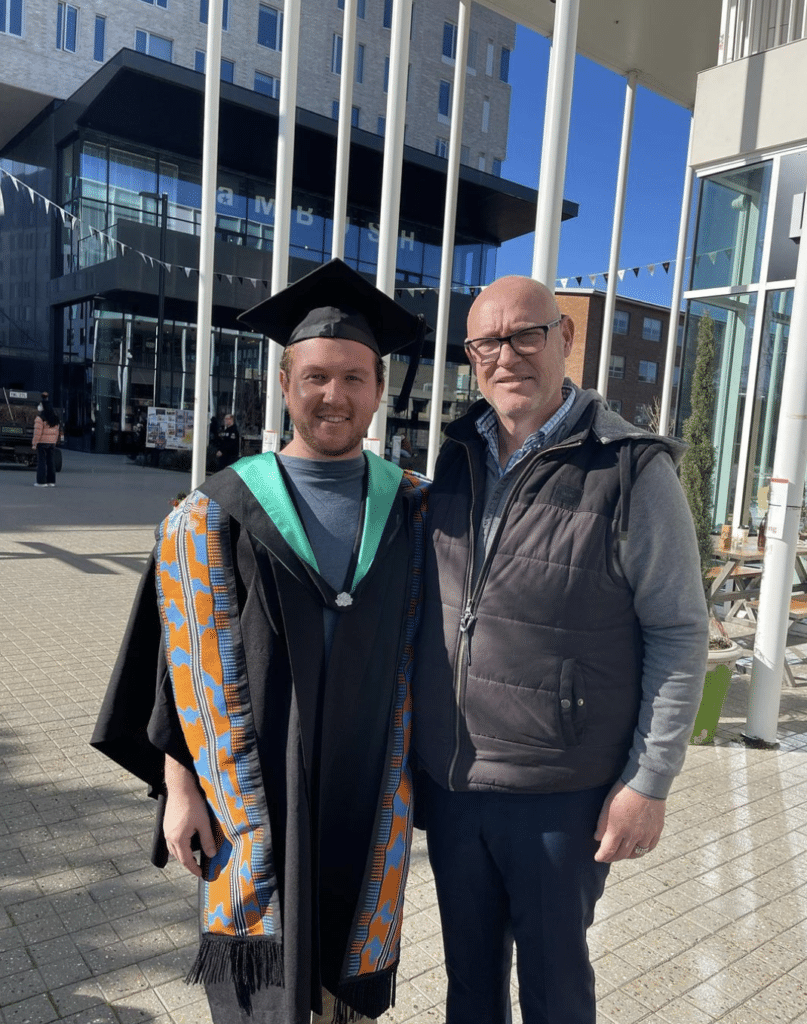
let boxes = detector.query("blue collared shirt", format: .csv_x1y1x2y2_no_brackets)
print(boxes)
475,384,577,479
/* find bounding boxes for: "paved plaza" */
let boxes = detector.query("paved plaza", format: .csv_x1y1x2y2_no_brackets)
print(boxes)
2,452,807,1024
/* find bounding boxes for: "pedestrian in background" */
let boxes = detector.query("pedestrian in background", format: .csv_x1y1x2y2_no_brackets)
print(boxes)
32,392,59,487
215,412,240,471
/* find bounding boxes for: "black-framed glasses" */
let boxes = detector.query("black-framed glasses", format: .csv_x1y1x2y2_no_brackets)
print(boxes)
464,318,563,364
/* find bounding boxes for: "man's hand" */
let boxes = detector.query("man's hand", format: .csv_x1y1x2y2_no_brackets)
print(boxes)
593,781,665,863
163,755,217,878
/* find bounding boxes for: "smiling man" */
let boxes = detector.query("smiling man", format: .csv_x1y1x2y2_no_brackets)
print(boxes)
93,260,428,1024
413,275,708,1024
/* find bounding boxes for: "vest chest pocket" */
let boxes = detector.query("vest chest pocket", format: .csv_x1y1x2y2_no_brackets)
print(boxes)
559,659,587,747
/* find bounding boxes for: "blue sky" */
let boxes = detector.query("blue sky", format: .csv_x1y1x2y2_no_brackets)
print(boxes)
495,25,694,309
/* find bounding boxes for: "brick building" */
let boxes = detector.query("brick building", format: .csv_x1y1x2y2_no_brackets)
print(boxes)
558,289,683,431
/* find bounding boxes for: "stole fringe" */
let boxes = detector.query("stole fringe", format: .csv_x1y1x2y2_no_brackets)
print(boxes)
333,966,397,1023
185,933,285,1016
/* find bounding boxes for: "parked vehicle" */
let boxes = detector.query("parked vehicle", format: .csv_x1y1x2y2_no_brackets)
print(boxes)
0,388,64,471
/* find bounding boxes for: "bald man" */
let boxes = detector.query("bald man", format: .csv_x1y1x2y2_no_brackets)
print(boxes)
413,276,708,1024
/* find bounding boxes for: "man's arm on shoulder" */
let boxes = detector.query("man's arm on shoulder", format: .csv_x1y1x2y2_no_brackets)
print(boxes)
597,452,708,861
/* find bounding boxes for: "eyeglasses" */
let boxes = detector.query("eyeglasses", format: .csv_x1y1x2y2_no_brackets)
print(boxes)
464,318,563,364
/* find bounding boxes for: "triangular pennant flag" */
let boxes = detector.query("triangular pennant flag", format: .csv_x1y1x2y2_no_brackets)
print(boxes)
560,278,569,288
0,185,4,218
10,175,20,191
25,185,35,204
603,273,609,283
662,261,671,273
44,199,50,215
617,269,625,281
263,280,269,289
59,208,68,225
589,275,597,287
237,276,244,285
164,263,172,274
119,243,128,256
647,264,656,276
632,267,640,278
141,252,149,264
216,273,223,282
708,252,717,265
250,278,258,287
184,267,192,278
724,248,732,260
575,276,582,286
226,274,234,284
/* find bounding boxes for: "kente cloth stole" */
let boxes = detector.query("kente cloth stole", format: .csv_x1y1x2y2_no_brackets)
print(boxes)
153,472,426,1009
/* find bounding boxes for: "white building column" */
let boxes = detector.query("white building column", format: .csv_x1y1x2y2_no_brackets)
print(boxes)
369,0,413,449
659,117,695,437
263,0,302,443
746,177,807,744
192,0,223,489
427,0,470,479
596,70,637,399
532,0,580,286
331,0,358,261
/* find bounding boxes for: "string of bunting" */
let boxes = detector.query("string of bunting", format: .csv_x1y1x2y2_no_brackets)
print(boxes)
0,167,270,290
1,167,733,293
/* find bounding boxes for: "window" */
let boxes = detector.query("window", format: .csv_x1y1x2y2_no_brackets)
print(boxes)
383,56,389,92
337,0,365,15
609,355,625,379
438,80,451,121
331,33,342,74
608,399,623,415
331,102,359,127
200,0,230,29
195,49,206,72
435,138,448,159
638,360,658,384
467,29,478,70
135,29,173,61
1,0,23,35
460,144,470,165
442,21,456,60
56,3,78,52
482,98,490,132
255,71,279,98
478,155,486,171
258,4,282,50
376,115,385,136
492,158,502,177
634,404,652,427
355,42,364,84
141,0,168,6
383,0,392,29
221,58,235,83
485,41,494,76
642,316,662,342
500,46,511,83
613,310,630,334
94,15,106,61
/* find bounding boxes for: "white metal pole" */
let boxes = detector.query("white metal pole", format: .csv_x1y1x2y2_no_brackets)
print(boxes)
746,178,807,744
332,0,357,261
660,117,695,437
596,71,637,399
263,0,302,443
369,0,413,449
180,327,187,409
427,0,470,479
532,0,580,286
191,0,223,489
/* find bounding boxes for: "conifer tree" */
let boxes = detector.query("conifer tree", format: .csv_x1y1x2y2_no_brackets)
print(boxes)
680,311,716,590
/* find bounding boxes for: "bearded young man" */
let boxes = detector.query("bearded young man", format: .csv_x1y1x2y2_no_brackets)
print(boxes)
93,260,428,1024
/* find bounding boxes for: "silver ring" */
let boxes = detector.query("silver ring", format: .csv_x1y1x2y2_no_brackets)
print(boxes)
633,845,650,856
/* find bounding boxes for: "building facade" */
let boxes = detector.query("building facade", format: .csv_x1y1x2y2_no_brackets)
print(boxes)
678,0,807,529
0,2,544,458
558,289,682,430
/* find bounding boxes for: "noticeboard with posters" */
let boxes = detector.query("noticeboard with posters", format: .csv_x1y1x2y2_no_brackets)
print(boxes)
146,407,194,450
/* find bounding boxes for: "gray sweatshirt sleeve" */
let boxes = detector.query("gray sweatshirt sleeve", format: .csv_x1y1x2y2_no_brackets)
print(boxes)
615,452,709,800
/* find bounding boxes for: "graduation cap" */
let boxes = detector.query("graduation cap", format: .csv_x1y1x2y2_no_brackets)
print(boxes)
238,258,430,412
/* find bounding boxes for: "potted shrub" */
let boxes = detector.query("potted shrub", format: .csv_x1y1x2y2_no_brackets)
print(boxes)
679,310,742,744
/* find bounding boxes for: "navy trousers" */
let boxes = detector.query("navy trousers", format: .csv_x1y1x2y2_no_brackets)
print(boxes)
423,778,611,1024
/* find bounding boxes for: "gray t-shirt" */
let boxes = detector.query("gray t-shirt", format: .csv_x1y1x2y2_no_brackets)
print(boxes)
277,453,365,654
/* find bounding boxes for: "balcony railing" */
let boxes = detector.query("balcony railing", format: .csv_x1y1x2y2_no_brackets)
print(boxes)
719,0,807,64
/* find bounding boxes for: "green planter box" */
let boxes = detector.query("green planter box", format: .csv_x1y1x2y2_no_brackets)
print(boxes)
689,642,742,745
